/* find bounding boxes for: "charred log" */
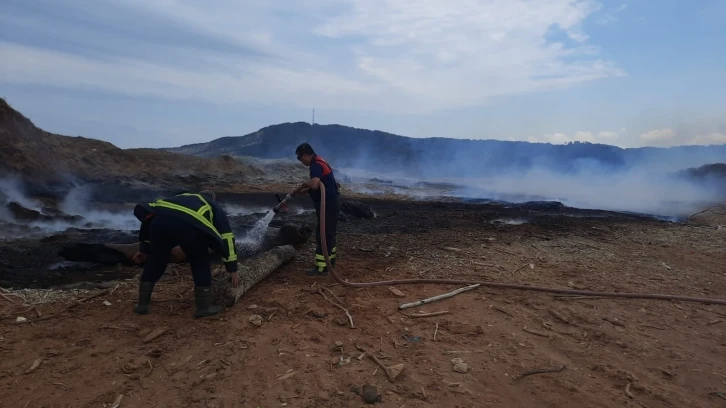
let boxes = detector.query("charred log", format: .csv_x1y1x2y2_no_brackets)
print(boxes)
57,223,312,265
341,199,375,219
6,201,84,223
211,245,296,307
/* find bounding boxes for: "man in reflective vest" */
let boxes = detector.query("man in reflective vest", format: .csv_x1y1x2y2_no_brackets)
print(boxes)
286,143,341,276
131,190,239,318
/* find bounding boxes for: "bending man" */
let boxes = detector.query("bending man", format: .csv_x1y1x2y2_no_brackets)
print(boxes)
131,190,239,318
286,143,341,276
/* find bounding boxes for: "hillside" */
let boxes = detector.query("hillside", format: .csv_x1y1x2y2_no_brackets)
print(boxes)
679,163,726,181
0,98,303,192
166,122,726,178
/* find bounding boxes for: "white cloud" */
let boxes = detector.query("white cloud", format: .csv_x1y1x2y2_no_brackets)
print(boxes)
691,133,726,145
638,128,726,147
596,2,628,25
0,0,623,113
528,128,726,148
640,128,677,146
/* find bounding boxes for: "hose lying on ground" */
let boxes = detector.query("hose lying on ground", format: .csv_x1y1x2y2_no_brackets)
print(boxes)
317,183,726,306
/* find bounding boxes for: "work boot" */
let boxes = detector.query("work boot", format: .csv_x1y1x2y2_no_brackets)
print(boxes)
194,286,223,318
305,266,329,276
133,281,155,315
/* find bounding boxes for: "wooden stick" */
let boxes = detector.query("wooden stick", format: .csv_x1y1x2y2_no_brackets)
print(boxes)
69,289,111,308
553,295,605,301
406,311,450,318
367,353,396,382
0,292,16,304
624,382,634,399
513,365,566,380
318,289,354,328
398,284,480,310
523,326,550,338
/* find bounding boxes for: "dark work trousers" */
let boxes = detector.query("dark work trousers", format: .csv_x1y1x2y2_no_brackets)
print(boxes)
313,195,341,272
140,215,215,286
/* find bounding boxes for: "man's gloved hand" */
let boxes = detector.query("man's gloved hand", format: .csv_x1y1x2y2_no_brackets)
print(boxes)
285,193,294,201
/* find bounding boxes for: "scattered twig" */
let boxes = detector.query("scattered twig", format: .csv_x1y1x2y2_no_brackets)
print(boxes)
321,287,344,305
99,324,133,331
318,288,354,328
434,323,439,341
398,284,480,310
492,305,515,318
548,309,570,324
110,394,123,408
493,247,517,256
142,327,169,343
406,311,450,318
145,360,153,377
0,292,16,304
639,324,666,331
512,262,531,274
444,350,484,355
513,365,566,380
367,353,397,382
523,326,550,338
9,289,111,325
603,317,625,327
624,382,634,399
277,369,297,380
24,359,42,374
70,289,111,307
553,295,605,301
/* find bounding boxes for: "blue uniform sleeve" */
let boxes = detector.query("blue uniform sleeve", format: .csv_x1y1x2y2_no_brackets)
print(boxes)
310,163,323,179
138,218,152,254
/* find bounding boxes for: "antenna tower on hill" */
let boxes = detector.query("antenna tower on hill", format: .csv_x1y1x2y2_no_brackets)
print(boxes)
312,108,315,125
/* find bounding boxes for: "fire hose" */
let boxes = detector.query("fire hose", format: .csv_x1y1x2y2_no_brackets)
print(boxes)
314,183,726,306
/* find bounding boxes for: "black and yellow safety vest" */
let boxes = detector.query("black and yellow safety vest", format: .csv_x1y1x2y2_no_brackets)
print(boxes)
133,192,238,272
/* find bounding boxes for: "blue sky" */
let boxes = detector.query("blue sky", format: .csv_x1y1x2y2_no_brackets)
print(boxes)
1,0,724,149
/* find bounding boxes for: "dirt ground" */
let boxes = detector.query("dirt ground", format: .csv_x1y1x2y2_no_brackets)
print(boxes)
1,195,726,408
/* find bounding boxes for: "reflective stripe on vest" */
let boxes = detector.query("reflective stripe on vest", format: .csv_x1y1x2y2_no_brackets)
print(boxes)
148,194,221,239
148,194,238,263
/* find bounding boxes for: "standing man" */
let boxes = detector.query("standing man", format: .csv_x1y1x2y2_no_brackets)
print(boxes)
131,190,239,318
286,143,340,276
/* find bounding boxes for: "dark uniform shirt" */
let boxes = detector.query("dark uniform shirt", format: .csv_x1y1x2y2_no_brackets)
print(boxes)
308,154,338,204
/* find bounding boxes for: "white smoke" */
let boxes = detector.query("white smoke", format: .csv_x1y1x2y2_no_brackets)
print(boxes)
58,185,138,231
0,179,138,237
0,176,42,212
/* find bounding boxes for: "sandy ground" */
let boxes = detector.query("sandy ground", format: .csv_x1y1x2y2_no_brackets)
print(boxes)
1,197,726,408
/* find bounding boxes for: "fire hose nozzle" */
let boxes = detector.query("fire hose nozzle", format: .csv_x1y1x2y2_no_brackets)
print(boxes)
272,193,288,213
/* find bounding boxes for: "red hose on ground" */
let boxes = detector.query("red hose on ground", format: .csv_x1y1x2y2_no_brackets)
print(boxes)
318,183,726,306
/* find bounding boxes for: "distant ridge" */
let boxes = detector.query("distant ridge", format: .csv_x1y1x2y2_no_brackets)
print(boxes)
164,121,726,178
